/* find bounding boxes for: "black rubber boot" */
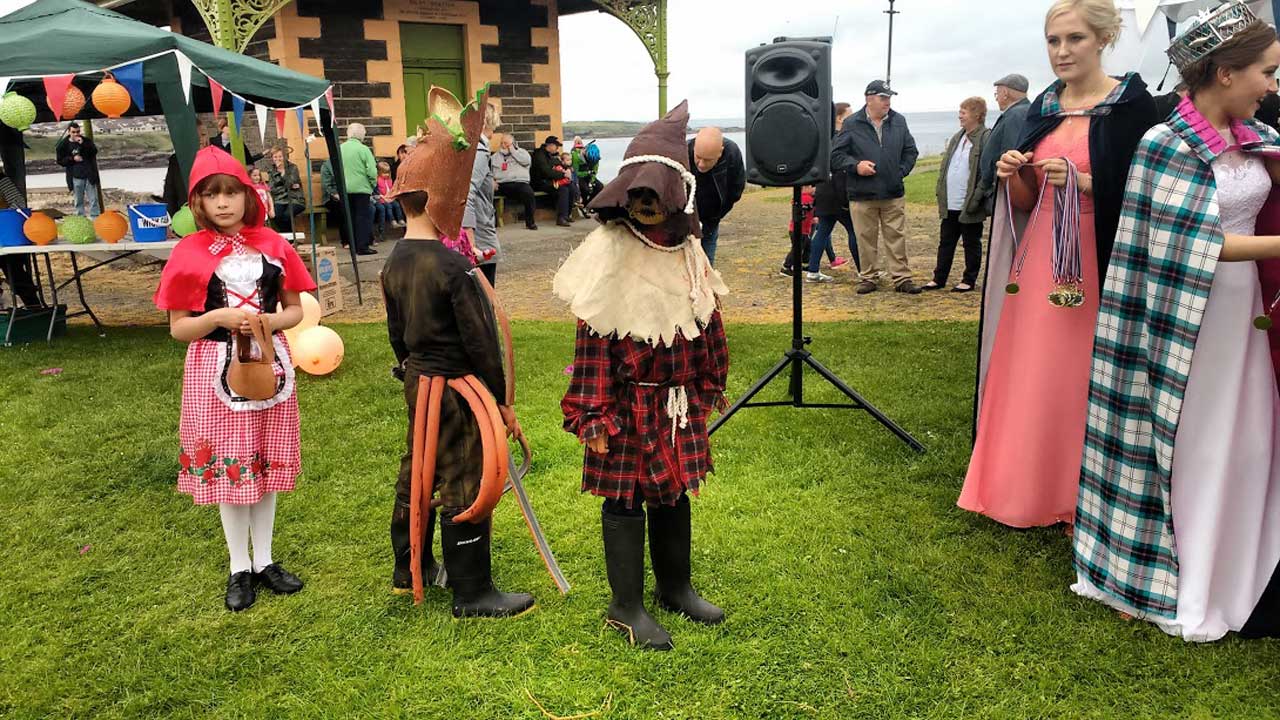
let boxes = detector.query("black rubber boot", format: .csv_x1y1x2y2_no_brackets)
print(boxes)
648,495,724,625
441,515,535,619
602,509,673,650
391,501,442,592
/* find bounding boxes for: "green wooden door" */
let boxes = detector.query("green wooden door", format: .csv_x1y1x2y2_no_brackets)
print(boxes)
401,23,466,135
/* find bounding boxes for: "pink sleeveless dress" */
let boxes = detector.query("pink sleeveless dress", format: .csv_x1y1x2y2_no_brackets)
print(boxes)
959,118,1099,527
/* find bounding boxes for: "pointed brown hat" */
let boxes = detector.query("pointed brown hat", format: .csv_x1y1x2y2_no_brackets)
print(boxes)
387,84,491,240
588,100,697,226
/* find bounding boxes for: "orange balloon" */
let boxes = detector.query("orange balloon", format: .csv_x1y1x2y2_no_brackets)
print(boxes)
93,210,128,243
62,84,86,120
23,212,57,245
294,326,344,376
92,75,131,118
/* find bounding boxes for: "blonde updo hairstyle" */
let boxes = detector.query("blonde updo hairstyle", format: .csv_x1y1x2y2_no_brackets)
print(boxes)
1044,0,1123,49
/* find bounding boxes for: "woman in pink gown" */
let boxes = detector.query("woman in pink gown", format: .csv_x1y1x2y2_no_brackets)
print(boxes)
960,0,1157,528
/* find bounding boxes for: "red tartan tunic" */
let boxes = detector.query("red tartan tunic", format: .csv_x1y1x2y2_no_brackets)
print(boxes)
562,312,729,507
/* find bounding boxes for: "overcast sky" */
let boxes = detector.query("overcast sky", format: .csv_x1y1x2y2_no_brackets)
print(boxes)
560,0,1069,121
1,0,1152,121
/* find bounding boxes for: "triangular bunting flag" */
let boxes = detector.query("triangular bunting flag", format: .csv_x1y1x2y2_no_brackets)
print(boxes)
311,97,323,129
254,103,269,144
175,52,194,104
325,87,335,117
208,77,224,114
295,107,307,137
113,61,145,112
0,78,10,97
275,109,286,138
43,74,75,121
232,95,246,133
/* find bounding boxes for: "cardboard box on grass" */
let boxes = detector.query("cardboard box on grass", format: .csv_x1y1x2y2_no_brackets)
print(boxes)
296,245,343,316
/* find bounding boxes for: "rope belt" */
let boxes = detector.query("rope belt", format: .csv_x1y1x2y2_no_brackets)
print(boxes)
634,381,690,444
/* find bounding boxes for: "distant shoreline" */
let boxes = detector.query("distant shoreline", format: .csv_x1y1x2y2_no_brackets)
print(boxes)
564,121,744,139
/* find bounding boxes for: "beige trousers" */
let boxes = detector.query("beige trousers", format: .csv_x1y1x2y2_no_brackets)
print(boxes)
850,197,912,286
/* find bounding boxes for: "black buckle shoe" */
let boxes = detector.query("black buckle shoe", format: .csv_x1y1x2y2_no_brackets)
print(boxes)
254,564,303,595
225,571,257,612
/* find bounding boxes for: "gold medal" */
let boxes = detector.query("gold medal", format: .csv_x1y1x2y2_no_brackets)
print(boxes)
1255,315,1274,331
1006,282,1020,295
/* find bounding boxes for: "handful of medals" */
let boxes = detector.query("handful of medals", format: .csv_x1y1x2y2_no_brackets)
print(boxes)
1004,155,1086,309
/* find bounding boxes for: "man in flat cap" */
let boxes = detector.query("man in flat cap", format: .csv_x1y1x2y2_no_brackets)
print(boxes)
978,74,1031,210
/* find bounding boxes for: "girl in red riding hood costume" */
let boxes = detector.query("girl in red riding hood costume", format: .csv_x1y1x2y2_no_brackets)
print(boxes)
153,147,316,612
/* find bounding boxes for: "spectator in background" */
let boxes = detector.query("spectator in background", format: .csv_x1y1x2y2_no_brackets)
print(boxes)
464,104,502,286
805,102,858,281
832,80,921,294
571,136,604,205
390,144,409,183
341,122,379,256
688,126,746,265
267,145,305,235
374,161,405,232
532,135,574,227
249,167,276,223
924,97,990,293
320,158,350,248
55,122,100,218
493,134,538,230
978,74,1031,211
209,116,263,166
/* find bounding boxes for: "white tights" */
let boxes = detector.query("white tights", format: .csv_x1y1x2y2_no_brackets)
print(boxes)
218,492,277,575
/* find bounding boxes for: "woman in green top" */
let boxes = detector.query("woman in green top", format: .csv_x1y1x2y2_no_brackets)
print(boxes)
268,145,306,233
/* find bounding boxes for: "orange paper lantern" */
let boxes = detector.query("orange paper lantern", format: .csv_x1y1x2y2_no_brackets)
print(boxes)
92,74,131,118
23,212,57,246
62,84,86,120
94,210,129,243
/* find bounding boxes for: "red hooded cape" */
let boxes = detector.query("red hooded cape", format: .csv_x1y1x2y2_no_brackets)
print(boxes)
153,147,316,312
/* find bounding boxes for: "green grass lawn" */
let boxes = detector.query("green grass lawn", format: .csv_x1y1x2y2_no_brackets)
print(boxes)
2,321,1277,719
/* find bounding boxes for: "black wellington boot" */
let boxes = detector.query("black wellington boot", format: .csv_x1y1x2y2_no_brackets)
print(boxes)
648,495,724,625
441,515,535,618
392,501,442,592
602,509,673,650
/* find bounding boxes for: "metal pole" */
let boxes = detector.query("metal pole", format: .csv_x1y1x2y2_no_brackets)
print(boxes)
885,0,899,85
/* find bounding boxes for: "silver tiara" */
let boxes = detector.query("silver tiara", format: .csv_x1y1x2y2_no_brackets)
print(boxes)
1167,2,1262,72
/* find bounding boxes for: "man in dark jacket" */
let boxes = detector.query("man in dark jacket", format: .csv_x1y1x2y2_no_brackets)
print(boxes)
830,80,920,294
531,135,574,227
977,74,1031,211
55,122,100,218
687,127,745,265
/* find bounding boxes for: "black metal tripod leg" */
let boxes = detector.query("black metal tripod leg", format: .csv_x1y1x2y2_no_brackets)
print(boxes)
709,353,793,435
801,353,926,453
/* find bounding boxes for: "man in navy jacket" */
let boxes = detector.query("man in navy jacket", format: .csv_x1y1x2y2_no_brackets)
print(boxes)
830,81,920,294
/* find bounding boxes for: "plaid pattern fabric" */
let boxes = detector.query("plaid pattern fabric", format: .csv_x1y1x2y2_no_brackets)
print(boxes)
562,312,729,507
1040,73,1132,118
1074,106,1280,618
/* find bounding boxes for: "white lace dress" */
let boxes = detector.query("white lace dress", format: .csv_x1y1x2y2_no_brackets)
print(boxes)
1165,150,1280,641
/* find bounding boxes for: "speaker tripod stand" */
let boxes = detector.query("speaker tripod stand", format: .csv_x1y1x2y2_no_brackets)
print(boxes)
708,186,925,453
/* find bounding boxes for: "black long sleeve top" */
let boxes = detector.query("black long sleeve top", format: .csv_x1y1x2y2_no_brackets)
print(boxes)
381,239,506,400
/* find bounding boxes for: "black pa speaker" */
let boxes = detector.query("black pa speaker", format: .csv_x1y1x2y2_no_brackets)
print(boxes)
744,36,833,187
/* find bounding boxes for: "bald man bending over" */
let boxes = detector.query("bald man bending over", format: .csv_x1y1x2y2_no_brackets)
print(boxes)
687,126,745,265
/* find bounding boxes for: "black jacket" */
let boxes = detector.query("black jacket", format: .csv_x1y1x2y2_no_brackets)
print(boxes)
812,169,848,217
830,108,918,202
530,147,569,193
1015,73,1157,277
55,135,99,190
687,137,746,225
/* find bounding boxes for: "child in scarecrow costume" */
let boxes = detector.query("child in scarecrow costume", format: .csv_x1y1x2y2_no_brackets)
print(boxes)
555,100,730,650
381,86,534,618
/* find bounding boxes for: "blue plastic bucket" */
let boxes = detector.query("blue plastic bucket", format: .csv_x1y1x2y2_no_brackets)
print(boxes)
128,203,170,242
0,208,31,247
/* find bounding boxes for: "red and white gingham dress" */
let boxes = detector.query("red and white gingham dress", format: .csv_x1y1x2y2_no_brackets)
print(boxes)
176,250,301,505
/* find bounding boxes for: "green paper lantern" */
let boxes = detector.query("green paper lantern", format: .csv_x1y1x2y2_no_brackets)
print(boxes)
0,92,37,132
171,205,198,237
60,215,96,244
